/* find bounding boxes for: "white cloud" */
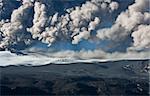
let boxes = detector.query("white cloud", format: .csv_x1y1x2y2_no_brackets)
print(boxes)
96,0,150,51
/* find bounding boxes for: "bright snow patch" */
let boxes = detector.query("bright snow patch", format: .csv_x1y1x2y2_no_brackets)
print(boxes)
0,51,149,66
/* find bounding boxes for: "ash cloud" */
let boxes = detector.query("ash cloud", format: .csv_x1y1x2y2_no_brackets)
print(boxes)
96,0,150,51
27,0,118,45
0,1,33,49
0,0,149,60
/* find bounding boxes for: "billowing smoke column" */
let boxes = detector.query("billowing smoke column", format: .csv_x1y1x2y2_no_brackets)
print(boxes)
0,1,33,49
96,0,150,51
132,25,150,49
0,0,119,48
0,0,149,59
27,0,118,45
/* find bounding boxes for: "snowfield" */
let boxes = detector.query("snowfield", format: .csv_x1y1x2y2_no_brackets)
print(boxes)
0,51,149,66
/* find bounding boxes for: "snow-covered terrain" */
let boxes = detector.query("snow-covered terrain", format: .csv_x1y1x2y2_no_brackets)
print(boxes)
0,51,149,66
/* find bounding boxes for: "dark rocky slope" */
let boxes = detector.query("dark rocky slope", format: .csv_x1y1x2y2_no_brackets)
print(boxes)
0,60,149,95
